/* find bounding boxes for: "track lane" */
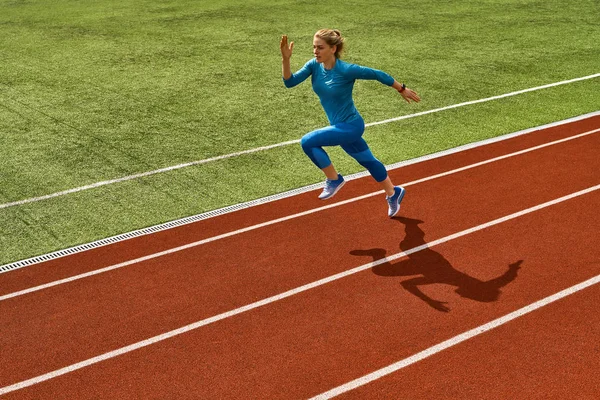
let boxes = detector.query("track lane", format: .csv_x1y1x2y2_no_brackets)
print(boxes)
1,115,598,295
333,278,600,399
0,127,599,387
3,187,599,399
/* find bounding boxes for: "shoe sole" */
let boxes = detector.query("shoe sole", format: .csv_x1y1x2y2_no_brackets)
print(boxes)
318,180,346,200
388,187,406,217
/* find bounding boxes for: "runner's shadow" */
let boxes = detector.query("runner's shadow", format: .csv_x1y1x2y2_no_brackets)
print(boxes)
351,217,522,312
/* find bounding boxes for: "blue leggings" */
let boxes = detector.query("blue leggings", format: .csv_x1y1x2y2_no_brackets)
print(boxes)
300,118,388,182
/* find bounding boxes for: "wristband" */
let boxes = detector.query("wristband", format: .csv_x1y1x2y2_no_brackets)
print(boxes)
399,83,406,93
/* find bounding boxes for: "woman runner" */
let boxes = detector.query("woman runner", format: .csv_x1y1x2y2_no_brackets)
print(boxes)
280,29,420,217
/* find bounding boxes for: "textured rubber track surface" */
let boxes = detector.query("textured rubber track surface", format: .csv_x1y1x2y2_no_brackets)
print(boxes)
1,115,599,399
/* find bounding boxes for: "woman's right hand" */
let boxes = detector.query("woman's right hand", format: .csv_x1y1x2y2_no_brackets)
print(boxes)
280,35,294,59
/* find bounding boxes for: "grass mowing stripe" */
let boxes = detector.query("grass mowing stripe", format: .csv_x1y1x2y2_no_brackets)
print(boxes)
1,73,598,211
1,183,599,396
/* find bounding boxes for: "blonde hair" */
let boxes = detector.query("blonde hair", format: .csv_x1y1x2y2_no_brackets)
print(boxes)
314,29,345,58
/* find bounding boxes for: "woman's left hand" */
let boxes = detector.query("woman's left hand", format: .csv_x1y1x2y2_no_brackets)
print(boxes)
399,87,420,103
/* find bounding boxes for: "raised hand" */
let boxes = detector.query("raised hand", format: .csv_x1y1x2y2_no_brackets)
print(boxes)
280,35,294,59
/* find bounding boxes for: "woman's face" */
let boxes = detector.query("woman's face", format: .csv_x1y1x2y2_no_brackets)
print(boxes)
313,36,336,63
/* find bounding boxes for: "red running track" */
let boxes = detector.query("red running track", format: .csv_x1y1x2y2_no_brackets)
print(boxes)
1,115,599,399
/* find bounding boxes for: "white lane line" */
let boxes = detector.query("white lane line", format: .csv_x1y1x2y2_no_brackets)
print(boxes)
1,184,598,396
0,139,298,210
1,128,599,301
311,273,600,399
366,73,600,127
1,73,598,211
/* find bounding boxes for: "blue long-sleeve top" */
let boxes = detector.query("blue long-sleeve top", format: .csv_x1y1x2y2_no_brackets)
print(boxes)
283,58,394,125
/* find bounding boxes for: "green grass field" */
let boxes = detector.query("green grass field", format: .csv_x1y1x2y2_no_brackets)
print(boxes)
1,0,598,265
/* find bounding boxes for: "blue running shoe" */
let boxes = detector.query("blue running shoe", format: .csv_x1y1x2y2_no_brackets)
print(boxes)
318,174,345,200
387,186,406,217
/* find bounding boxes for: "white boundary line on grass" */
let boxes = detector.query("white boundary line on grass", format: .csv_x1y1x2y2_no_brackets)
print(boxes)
1,73,598,212
310,273,600,399
366,73,600,127
1,127,599,299
1,183,599,396
1,111,599,274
